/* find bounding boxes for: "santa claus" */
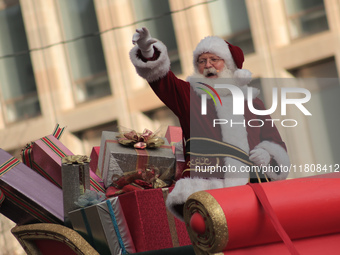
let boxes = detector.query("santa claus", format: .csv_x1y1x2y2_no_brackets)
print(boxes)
130,27,290,220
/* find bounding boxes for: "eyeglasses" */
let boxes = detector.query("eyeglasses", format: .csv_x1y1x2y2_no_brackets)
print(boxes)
197,58,223,65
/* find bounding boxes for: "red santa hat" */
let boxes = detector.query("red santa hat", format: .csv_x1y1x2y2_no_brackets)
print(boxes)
193,36,251,80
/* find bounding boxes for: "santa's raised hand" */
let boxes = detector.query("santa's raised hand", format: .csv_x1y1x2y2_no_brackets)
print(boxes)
132,27,157,58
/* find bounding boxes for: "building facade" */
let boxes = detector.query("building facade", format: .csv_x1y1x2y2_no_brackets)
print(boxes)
0,0,339,172
0,0,340,253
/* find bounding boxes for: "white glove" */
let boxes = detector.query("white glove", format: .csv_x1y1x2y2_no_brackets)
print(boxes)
249,148,271,166
132,27,157,58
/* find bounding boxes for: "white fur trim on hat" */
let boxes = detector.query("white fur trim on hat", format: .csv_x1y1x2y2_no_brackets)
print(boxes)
193,36,237,73
129,40,170,82
255,141,290,180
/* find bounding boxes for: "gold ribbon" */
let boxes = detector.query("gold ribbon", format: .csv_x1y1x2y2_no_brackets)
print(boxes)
62,155,90,165
162,188,180,248
116,129,165,149
184,191,229,254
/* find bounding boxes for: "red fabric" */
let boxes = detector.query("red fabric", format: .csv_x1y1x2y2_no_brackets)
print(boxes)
190,212,206,235
226,41,244,69
89,146,100,173
122,184,144,193
223,233,340,255
105,186,122,197
35,239,77,255
204,176,340,250
118,188,191,252
248,183,300,255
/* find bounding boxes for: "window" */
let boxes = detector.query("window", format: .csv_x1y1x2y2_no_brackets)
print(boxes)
284,0,329,39
58,0,111,103
144,106,180,129
74,121,118,156
131,0,182,74
0,1,41,123
289,58,339,165
208,0,254,54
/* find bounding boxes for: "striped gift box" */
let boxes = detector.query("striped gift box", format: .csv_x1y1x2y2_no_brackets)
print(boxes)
21,126,105,193
0,149,64,225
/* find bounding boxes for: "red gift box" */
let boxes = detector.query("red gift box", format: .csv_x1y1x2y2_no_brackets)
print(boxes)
22,132,104,193
0,149,63,225
118,187,191,253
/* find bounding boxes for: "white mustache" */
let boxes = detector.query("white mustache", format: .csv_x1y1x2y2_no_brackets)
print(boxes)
203,67,218,77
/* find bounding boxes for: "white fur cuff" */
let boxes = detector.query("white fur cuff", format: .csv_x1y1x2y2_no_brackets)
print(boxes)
166,178,225,221
129,41,171,82
255,141,290,180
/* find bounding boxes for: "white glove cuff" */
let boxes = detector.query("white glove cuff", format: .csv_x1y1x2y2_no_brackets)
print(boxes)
141,47,154,58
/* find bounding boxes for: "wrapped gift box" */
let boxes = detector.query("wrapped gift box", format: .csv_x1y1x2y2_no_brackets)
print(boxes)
174,145,186,180
69,197,135,255
0,149,63,225
90,146,101,176
31,134,71,187
165,126,183,154
98,131,175,187
62,155,91,224
118,187,191,253
23,134,105,193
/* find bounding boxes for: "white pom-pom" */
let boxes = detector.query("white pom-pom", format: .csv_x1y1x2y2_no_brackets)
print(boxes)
233,69,252,86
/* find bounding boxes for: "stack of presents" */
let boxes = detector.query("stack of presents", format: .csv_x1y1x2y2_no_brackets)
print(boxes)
0,124,191,254
1,124,340,255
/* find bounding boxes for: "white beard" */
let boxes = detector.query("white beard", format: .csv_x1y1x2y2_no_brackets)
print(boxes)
187,66,257,97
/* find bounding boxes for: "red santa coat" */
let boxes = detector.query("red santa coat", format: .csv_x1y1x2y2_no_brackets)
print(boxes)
150,70,287,174
130,40,290,220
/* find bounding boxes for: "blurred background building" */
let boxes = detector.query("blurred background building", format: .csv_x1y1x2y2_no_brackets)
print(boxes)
0,0,339,253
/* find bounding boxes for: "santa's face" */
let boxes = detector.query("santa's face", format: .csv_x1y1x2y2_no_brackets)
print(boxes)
197,53,226,78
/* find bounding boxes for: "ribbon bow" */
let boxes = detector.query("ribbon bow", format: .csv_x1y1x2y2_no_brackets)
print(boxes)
62,155,90,165
106,166,174,198
112,167,163,189
117,129,164,149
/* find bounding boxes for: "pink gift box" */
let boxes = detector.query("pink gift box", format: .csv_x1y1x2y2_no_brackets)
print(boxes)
25,134,105,193
89,146,101,177
165,126,183,154
0,149,63,225
32,134,72,187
